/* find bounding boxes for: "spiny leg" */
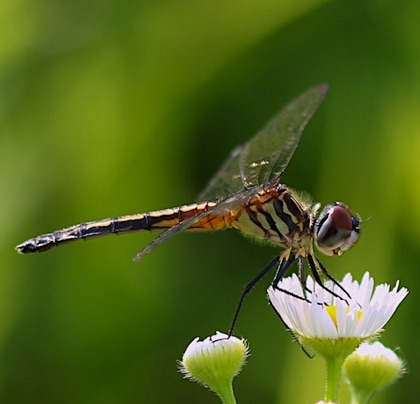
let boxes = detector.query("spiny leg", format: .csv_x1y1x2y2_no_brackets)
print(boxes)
271,252,296,288
270,252,316,302
270,252,319,302
298,256,306,286
270,258,316,359
297,256,313,299
270,256,327,305
316,257,351,300
268,295,314,358
307,254,350,304
295,257,329,304
271,285,312,303
228,255,280,336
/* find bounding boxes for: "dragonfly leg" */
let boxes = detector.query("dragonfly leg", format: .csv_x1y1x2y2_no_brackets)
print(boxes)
295,257,328,302
307,254,350,304
271,252,296,288
228,255,280,336
270,255,321,304
229,251,299,336
298,257,309,297
268,290,314,358
270,285,311,303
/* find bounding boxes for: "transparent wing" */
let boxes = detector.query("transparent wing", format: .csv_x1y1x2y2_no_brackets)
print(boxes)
198,84,328,202
135,186,259,261
137,86,328,260
197,144,245,202
240,84,328,188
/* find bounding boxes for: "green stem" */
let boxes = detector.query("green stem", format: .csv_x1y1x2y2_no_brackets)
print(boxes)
350,388,373,404
217,382,237,404
324,355,346,402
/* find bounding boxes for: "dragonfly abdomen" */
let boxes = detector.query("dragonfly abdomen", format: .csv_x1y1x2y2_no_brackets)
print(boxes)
16,214,155,254
16,201,226,254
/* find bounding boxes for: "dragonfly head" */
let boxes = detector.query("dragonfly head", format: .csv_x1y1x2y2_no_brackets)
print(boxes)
314,202,360,257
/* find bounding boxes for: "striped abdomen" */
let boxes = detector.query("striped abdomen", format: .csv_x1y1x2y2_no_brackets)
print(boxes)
16,202,229,254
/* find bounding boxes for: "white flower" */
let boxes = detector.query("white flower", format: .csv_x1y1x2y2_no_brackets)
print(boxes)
268,273,408,403
268,272,408,340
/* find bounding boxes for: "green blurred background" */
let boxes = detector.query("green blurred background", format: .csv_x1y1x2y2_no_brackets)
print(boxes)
1,0,419,402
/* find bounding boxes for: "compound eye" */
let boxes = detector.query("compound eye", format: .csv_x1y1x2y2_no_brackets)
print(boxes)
315,202,360,256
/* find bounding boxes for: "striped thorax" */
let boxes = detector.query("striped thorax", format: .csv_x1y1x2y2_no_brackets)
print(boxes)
231,184,311,250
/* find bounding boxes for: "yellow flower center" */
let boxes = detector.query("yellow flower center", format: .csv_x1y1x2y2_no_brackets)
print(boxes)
325,306,363,328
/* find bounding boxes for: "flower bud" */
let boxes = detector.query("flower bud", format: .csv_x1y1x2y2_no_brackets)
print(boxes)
344,341,405,402
179,331,248,403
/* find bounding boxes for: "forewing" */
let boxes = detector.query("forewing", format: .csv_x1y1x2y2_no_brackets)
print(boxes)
135,186,258,261
240,84,328,188
134,214,206,261
197,144,245,202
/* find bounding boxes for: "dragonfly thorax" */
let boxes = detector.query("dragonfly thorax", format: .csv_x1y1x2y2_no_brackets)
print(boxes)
230,184,314,251
229,185,360,260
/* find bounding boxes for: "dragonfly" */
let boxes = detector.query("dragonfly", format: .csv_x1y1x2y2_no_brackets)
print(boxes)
16,84,360,331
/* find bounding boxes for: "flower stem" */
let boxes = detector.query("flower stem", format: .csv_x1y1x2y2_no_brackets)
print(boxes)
350,388,373,404
324,355,346,402
217,382,237,404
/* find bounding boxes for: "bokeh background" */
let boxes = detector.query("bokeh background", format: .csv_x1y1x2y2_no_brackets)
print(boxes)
1,0,419,402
